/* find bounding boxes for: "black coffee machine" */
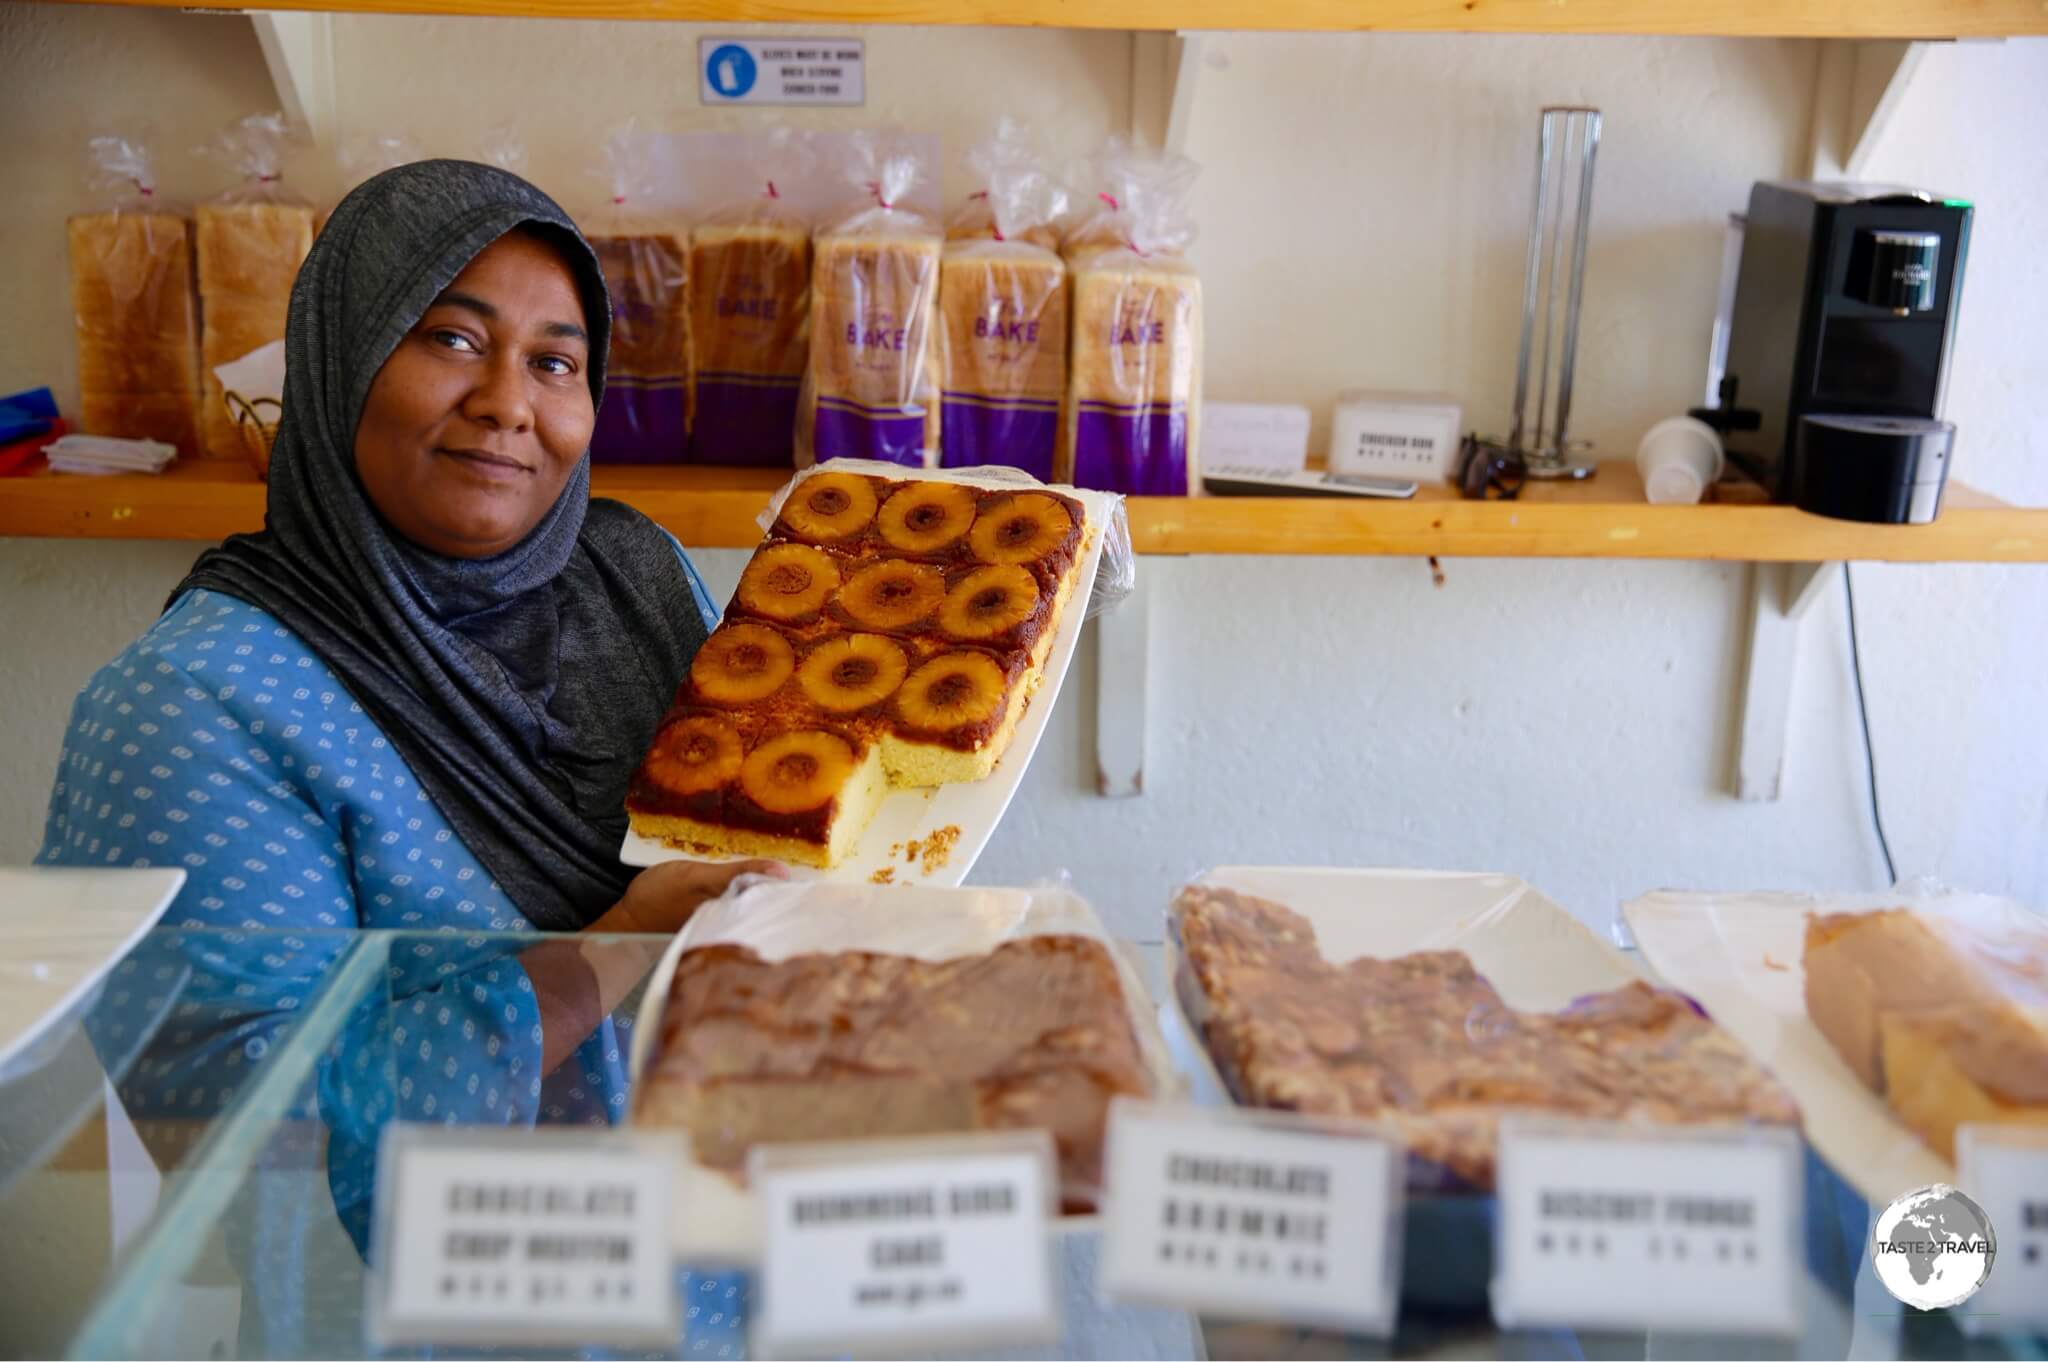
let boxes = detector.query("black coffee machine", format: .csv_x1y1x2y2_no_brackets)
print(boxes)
1696,181,1971,523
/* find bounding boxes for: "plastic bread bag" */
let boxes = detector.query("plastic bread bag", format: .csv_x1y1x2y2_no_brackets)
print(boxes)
1167,868,1805,1197
192,113,316,464
582,121,690,464
946,118,1064,252
1621,880,2047,1205
796,130,942,471
1062,151,1203,496
629,876,1178,1218
937,136,1070,481
755,458,1135,622
66,134,204,460
688,130,815,467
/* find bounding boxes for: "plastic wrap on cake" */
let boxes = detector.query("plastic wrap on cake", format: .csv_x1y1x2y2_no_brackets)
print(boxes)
1169,868,1802,1194
797,132,942,470
629,878,1179,1256
66,135,203,459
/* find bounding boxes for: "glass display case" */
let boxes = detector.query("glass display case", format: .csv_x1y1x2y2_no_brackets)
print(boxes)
0,924,2039,1361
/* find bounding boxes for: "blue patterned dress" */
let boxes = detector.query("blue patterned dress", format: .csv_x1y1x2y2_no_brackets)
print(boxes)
37,556,750,1356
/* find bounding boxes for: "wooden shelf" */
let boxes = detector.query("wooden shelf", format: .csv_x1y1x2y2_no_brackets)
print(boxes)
59,0,2048,37
5,458,2045,561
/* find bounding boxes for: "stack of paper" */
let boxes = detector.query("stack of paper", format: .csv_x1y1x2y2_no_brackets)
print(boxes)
44,433,177,476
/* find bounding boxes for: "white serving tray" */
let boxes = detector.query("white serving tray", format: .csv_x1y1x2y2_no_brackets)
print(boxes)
1165,866,1644,1103
620,468,1117,887
1620,887,2042,1205
0,866,186,1077
625,879,1181,1262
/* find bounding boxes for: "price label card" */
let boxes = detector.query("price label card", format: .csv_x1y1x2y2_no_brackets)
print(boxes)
1958,1123,2048,1336
1493,1117,1803,1334
751,1130,1059,1358
1098,1099,1403,1336
367,1125,680,1349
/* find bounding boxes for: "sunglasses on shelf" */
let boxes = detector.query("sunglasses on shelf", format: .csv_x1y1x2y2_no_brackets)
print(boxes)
1458,435,1527,501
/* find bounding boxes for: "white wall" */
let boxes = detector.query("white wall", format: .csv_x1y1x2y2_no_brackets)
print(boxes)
2,6,2043,947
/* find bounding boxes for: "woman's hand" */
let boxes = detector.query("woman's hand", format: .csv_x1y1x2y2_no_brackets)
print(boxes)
587,858,789,936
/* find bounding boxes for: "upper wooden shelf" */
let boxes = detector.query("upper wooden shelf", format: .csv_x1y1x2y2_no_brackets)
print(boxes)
62,0,2048,36
4,457,2044,562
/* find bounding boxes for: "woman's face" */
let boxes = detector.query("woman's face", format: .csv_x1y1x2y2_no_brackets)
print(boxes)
354,231,595,559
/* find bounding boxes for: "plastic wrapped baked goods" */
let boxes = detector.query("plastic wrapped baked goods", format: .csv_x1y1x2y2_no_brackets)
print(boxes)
66,135,203,459
688,133,813,467
1804,907,2047,1159
798,132,942,469
633,879,1171,1218
1059,138,1198,266
1172,877,1801,1190
195,114,316,466
938,142,1068,479
587,124,689,463
625,464,1091,868
1062,150,1203,495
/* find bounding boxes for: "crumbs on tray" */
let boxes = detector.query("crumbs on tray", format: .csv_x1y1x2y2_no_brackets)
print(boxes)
869,867,896,885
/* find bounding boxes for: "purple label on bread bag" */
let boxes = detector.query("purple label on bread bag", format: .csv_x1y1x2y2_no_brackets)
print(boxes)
813,396,927,467
690,373,801,467
1072,402,1188,494
939,394,1058,480
590,376,686,464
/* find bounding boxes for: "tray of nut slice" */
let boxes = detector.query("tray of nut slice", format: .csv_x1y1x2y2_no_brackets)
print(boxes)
621,461,1118,883
627,877,1181,1261
1166,867,1809,1311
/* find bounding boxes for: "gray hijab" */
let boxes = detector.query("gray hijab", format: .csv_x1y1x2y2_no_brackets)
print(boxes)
178,160,708,930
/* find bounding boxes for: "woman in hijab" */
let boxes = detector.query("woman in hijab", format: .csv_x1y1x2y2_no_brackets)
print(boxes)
35,164,774,1322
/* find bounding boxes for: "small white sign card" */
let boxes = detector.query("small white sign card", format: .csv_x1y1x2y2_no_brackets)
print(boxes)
750,1129,1060,1358
1492,1116,1805,1335
1957,1122,2048,1336
1098,1098,1404,1336
367,1124,681,1349
699,37,865,106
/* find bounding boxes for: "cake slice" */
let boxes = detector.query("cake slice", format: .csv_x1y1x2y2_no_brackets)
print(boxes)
1803,907,2048,1158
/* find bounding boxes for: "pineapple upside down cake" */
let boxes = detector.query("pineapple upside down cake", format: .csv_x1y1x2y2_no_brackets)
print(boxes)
626,471,1091,867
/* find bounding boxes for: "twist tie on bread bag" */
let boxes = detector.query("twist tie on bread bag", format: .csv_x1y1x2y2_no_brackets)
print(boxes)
595,118,659,224
835,128,933,235
950,118,1055,244
86,134,161,212
1109,149,1200,258
200,111,306,206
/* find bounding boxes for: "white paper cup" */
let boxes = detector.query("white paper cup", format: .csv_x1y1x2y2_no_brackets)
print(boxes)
1636,416,1725,505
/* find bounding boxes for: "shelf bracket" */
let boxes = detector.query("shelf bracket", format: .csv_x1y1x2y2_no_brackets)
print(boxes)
1094,573,1151,798
1807,40,1931,179
1733,561,1841,802
249,12,337,148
